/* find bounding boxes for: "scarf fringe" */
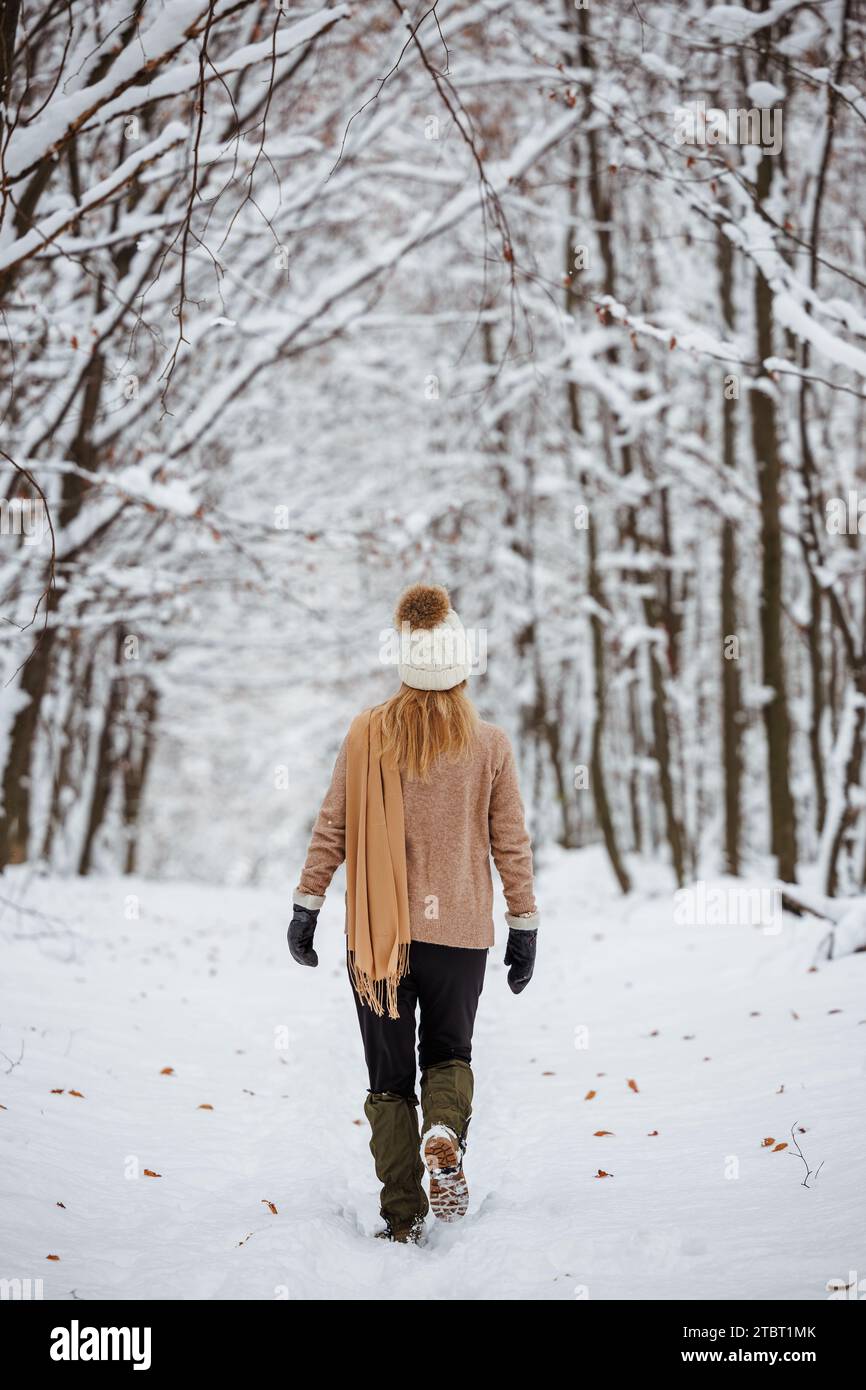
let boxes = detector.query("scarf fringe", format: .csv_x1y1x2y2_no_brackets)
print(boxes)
348,940,410,1020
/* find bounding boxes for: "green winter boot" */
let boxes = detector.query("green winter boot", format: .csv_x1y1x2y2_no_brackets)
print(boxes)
420,1059,474,1223
364,1091,429,1234
375,1215,426,1245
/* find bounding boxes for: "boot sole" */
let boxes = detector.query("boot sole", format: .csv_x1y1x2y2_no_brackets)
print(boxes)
422,1132,469,1222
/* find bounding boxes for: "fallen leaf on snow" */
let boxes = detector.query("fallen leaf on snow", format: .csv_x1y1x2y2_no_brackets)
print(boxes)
160,1067,175,1075
68,1090,85,1098
143,1169,162,1178
46,1254,60,1261
772,1143,788,1152
647,1130,659,1136
262,1200,278,1215
761,1137,775,1148
197,1104,213,1110
584,1090,596,1101
594,1130,615,1137
595,1170,614,1178
627,1078,639,1093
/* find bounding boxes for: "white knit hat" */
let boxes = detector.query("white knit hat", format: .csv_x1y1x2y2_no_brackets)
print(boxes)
394,584,471,692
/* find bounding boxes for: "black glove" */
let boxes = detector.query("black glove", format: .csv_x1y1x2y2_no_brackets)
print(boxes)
504,927,537,994
288,904,319,967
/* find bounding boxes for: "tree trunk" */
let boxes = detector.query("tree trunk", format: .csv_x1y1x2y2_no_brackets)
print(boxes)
717,225,742,875
749,100,798,882
78,631,125,876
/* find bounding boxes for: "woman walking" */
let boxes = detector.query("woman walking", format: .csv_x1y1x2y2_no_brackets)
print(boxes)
288,584,539,1243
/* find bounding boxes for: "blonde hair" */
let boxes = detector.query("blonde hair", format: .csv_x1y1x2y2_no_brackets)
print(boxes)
380,681,479,782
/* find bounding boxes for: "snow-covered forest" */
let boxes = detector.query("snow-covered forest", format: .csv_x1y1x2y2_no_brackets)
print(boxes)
2,0,866,1305
2,0,866,892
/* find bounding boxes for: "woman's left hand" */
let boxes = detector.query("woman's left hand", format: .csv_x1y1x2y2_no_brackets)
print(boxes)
288,905,319,967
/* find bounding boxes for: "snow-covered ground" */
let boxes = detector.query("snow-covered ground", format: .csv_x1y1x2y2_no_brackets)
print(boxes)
1,848,863,1301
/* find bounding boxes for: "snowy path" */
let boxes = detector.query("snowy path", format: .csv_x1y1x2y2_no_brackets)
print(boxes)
1,850,863,1301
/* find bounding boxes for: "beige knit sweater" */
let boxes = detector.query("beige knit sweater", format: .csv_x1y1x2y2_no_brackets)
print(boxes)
294,717,538,949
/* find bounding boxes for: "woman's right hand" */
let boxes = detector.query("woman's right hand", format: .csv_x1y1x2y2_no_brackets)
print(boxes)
288,905,319,967
504,926,536,994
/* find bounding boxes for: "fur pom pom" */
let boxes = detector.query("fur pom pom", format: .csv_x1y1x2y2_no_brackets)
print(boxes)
395,583,451,630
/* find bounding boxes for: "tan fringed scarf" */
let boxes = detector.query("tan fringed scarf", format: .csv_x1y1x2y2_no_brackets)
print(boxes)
345,707,411,1019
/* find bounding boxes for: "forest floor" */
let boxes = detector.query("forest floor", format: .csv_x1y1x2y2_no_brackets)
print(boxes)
1,848,863,1301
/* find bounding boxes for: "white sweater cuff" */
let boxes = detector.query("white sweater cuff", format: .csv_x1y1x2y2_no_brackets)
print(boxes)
294,890,325,911
506,911,539,931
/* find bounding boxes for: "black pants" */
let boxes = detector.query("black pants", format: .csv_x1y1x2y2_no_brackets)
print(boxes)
350,939,488,1098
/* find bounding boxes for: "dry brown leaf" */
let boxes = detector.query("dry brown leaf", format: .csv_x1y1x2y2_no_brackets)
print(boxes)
143,1169,162,1178
56,1202,66,1208
647,1130,659,1137
772,1142,788,1152
761,1137,775,1148
627,1078,639,1093
595,1169,614,1178
197,1104,213,1110
46,1254,60,1261
542,1071,555,1076
593,1130,615,1137
50,1088,64,1094
160,1067,175,1075
262,1200,278,1215
68,1090,84,1098
584,1090,596,1101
